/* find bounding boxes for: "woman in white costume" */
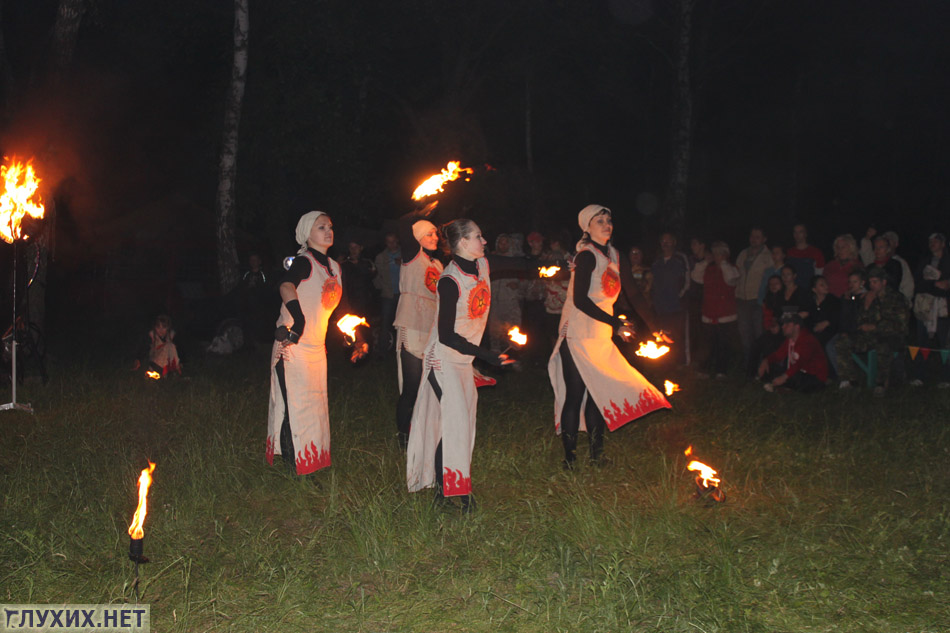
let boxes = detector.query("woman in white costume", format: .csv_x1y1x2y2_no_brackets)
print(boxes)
266,211,366,476
393,205,444,447
548,205,671,468
406,219,513,511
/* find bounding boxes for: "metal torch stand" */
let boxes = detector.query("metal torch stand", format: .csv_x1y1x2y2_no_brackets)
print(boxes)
1,240,32,414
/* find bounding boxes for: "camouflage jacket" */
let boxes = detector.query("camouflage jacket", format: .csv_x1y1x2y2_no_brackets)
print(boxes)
856,286,908,339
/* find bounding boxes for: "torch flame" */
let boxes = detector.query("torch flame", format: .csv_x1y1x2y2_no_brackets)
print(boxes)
0,158,45,244
636,340,670,359
664,380,680,396
128,462,156,539
336,314,368,344
684,447,720,489
538,266,561,278
411,161,474,200
507,326,527,346
146,370,161,380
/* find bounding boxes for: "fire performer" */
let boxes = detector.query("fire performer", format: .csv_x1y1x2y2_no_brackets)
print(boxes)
406,219,513,511
266,211,367,476
393,204,444,448
548,205,671,468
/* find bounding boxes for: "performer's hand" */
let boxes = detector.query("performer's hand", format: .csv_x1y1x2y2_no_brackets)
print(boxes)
275,326,300,344
654,330,674,344
617,325,635,341
350,342,370,363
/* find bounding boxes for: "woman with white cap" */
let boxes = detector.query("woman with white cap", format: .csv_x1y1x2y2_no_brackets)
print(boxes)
548,205,671,468
406,219,515,512
265,210,366,476
393,204,445,447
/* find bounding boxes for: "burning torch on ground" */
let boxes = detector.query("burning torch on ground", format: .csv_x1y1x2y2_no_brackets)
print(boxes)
128,462,156,599
685,446,725,503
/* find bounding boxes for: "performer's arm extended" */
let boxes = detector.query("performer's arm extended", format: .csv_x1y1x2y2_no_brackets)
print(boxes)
437,277,505,365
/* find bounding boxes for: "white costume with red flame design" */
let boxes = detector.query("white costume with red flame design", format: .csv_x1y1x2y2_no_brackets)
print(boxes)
407,258,491,497
393,250,443,391
266,252,342,475
549,244,670,433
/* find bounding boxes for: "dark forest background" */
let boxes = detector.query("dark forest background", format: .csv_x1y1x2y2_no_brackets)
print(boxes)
0,0,948,337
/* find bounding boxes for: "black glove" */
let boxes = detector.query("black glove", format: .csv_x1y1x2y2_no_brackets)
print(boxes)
285,300,305,337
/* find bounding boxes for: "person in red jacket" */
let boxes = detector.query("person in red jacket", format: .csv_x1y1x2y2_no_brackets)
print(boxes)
757,312,828,392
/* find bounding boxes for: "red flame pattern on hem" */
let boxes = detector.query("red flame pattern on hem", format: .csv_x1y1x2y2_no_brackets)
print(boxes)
265,435,275,465
296,441,331,475
442,468,472,496
601,387,670,431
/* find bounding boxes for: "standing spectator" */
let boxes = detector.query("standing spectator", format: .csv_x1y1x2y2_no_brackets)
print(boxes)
650,232,690,365
373,232,402,351
883,231,915,305
824,234,863,297
859,226,877,265
541,236,572,347
488,234,524,353
698,241,740,378
735,227,773,375
628,246,653,304
835,266,909,395
758,312,829,393
757,245,786,304
870,235,904,293
786,224,825,291
831,270,868,377
687,237,711,367
340,240,377,317
910,232,950,387
779,265,810,316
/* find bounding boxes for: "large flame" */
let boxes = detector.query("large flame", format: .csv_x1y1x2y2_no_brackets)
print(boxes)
636,340,670,359
507,326,527,346
0,158,45,244
128,462,156,539
411,161,474,200
336,314,368,344
664,380,680,396
684,446,720,489
538,266,561,278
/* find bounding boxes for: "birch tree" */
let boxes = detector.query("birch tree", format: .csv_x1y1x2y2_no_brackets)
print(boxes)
215,0,249,294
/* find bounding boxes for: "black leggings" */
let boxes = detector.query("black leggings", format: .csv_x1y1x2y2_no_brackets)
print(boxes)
275,359,296,471
426,371,444,491
396,348,423,435
558,343,605,438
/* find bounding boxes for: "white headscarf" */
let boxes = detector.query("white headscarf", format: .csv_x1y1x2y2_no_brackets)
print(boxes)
577,204,610,250
295,210,328,255
412,219,437,244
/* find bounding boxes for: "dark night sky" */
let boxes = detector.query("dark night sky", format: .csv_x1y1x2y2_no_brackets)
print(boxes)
2,0,949,277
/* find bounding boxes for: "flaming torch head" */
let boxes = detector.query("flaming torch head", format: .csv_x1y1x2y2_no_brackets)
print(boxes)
411,161,474,201
0,158,45,244
146,370,161,381
664,380,680,396
128,462,156,563
336,314,368,345
684,447,725,502
507,326,527,346
538,266,561,278
636,340,670,359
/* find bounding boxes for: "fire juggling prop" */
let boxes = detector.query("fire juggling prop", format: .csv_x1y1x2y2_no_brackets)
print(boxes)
636,332,672,359
336,314,370,362
0,157,45,415
128,462,156,564
502,326,527,357
684,446,725,503
664,380,680,396
411,161,474,201
538,266,561,278
145,370,161,381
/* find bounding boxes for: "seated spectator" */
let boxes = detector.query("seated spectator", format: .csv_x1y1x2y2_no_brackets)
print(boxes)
698,241,740,378
747,274,785,376
779,265,810,316
909,232,950,387
802,275,840,349
835,266,909,396
824,234,863,297
758,312,828,392
786,224,825,290
757,245,786,304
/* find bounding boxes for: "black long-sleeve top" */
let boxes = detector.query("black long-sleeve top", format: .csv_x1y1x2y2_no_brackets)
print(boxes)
436,256,502,365
573,241,656,333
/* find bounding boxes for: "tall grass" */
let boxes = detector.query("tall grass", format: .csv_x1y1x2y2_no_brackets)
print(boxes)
1,351,947,632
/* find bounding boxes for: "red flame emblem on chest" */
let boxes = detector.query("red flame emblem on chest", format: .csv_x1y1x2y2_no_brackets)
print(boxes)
601,267,620,298
468,281,490,319
322,277,341,310
424,266,441,294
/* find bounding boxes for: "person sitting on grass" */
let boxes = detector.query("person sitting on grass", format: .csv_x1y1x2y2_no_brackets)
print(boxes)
757,312,828,393
834,266,909,396
133,314,181,378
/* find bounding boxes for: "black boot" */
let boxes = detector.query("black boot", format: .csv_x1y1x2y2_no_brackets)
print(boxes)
562,433,577,470
397,431,409,449
589,426,605,464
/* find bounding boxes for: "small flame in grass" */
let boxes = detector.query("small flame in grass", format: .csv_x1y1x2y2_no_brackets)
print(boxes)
636,340,670,359
539,266,561,278
128,462,156,540
664,380,680,396
508,326,527,346
336,314,368,344
684,446,720,489
146,371,161,380
411,161,474,200
0,158,45,244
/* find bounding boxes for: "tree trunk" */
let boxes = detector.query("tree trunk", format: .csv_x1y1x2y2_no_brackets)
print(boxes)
663,0,694,236
524,71,534,174
215,0,249,295
48,0,86,80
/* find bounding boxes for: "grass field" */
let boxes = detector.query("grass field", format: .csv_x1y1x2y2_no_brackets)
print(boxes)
1,348,948,632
